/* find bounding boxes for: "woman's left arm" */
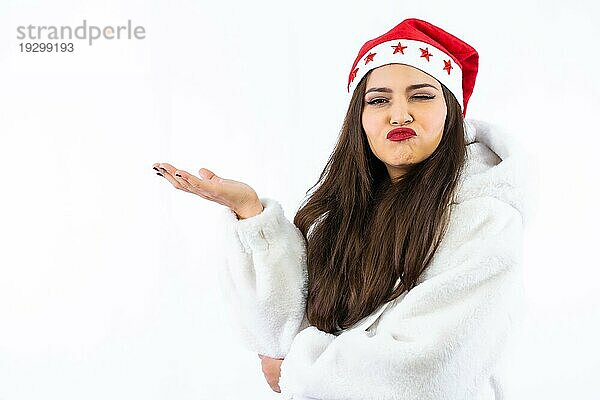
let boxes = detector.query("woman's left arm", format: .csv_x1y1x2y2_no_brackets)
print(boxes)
278,196,525,400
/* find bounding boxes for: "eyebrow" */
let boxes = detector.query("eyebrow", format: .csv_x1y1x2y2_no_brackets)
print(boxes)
365,83,439,95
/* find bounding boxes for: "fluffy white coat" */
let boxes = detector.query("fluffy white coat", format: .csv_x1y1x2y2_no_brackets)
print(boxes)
216,118,537,400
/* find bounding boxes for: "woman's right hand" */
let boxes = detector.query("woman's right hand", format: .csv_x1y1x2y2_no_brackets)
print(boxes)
152,162,264,219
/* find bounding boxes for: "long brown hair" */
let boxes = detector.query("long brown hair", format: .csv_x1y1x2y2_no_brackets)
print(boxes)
293,70,467,334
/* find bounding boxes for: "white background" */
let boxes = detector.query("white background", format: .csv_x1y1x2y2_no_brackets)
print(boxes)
0,0,598,399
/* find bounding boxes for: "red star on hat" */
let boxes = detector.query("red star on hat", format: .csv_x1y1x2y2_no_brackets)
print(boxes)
419,47,432,61
364,52,376,64
349,67,359,83
391,42,407,54
443,59,453,75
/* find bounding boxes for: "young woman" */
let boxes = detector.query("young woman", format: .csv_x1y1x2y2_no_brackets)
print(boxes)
153,18,532,400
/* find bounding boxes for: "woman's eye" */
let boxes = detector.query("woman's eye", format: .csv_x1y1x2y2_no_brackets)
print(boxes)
366,98,387,105
412,95,435,100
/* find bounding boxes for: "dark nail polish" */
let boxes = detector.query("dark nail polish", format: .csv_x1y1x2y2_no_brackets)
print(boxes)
156,172,163,177
153,167,159,171
175,173,181,177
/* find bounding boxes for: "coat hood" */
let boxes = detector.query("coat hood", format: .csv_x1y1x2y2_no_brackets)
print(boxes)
456,118,539,227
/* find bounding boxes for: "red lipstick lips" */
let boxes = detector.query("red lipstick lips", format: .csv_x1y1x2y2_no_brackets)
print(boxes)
387,128,416,141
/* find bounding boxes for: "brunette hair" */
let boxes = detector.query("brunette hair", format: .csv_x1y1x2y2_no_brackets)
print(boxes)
293,69,467,334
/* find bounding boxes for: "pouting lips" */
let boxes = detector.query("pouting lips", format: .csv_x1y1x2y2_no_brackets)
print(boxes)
387,127,416,141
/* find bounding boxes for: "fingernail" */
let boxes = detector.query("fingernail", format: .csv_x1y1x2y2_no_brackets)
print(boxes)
156,172,163,177
153,167,159,171
175,173,181,177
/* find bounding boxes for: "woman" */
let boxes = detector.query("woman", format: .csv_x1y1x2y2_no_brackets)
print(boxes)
153,18,532,400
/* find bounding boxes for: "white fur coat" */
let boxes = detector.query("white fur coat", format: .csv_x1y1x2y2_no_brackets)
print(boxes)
217,118,536,400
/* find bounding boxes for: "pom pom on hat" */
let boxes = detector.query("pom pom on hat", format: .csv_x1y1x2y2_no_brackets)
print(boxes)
347,18,479,117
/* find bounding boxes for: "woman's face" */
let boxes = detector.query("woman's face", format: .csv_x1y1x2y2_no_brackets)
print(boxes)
361,63,447,181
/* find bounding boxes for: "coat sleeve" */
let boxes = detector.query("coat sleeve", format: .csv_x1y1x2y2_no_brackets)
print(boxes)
216,197,310,359
278,196,526,400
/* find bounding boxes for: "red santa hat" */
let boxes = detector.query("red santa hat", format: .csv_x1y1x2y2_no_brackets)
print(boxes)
347,18,479,117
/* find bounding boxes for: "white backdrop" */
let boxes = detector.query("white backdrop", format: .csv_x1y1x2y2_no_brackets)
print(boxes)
1,0,598,399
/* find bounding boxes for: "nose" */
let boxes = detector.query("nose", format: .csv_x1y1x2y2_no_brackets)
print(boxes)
389,101,413,125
